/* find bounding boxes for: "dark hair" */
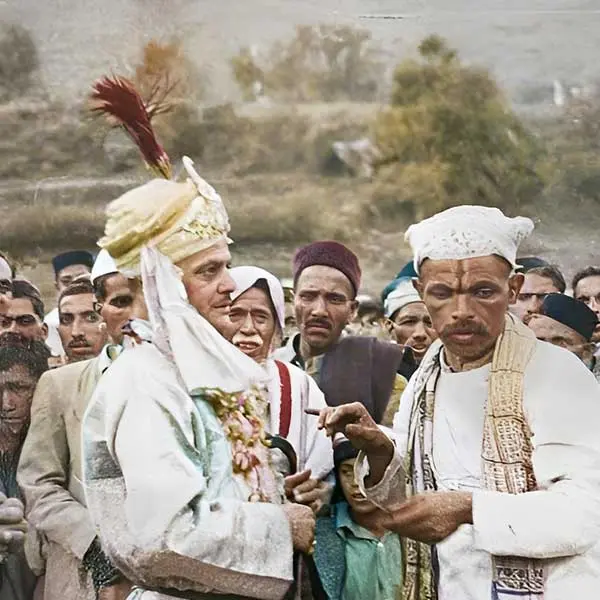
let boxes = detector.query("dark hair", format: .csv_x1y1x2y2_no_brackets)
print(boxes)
58,279,95,313
331,441,360,504
12,279,45,320
527,265,566,294
251,278,279,325
93,273,112,302
572,266,600,296
0,251,16,279
0,341,49,381
357,298,384,320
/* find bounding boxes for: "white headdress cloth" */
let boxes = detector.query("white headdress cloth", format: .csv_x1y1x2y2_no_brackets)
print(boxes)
91,249,118,284
140,246,267,394
384,278,422,318
0,258,11,281
230,266,285,331
405,205,534,274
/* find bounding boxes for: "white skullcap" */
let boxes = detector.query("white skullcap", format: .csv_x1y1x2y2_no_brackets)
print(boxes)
230,266,285,330
384,278,422,318
405,205,534,273
91,249,118,284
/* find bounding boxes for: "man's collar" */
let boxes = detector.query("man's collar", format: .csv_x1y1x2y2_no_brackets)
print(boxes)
335,502,382,541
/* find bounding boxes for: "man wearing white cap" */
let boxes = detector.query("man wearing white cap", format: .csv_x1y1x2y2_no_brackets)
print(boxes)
81,75,313,600
17,249,139,600
384,277,437,368
318,205,600,600
229,266,333,513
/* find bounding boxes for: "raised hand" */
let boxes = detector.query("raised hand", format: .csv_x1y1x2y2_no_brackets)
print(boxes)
316,403,395,485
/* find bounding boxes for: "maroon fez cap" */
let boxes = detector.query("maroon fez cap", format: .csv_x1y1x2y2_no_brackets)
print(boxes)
292,241,361,295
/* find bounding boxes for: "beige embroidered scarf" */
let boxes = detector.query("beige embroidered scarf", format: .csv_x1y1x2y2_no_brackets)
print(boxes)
403,314,544,600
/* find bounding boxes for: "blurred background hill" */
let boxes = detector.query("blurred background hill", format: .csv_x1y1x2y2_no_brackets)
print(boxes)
2,0,600,303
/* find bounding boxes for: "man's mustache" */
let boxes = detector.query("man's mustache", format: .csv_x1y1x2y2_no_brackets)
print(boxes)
441,322,488,337
68,338,91,349
306,318,332,329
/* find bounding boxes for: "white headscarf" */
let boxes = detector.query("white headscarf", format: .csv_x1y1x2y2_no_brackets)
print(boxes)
230,266,285,331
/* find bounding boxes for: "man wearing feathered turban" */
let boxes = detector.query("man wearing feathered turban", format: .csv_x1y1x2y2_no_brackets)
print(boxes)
81,77,314,600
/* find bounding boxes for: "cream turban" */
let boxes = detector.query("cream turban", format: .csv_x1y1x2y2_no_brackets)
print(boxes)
405,205,534,274
98,157,230,276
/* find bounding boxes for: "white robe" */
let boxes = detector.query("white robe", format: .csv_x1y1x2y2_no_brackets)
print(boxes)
265,359,333,480
83,343,294,600
360,340,600,600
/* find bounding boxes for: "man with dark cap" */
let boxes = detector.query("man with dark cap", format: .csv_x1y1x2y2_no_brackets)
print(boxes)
44,251,94,358
526,293,599,378
511,263,566,322
515,256,550,273
274,241,406,424
572,266,600,347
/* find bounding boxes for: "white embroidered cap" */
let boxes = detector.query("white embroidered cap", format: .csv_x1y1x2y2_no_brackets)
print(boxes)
384,278,422,318
405,205,534,273
90,249,118,284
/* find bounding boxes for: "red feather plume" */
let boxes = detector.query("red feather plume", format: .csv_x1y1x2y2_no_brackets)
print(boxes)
90,75,173,179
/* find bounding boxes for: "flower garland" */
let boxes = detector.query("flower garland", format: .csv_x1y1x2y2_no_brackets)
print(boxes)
203,385,277,503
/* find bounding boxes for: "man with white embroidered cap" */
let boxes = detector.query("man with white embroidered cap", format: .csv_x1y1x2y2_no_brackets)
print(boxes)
229,266,333,514
317,205,600,600
81,75,313,600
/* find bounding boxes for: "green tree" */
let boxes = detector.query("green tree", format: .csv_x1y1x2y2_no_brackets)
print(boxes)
372,35,545,222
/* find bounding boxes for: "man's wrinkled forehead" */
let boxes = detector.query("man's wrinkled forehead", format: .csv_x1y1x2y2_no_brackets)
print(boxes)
419,255,513,282
296,265,354,296
0,257,11,282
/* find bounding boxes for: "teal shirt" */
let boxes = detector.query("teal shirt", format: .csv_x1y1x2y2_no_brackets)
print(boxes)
336,503,403,600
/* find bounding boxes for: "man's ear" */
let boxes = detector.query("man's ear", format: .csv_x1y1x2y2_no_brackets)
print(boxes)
583,342,595,365
41,323,49,341
348,299,359,323
508,273,524,305
412,278,424,299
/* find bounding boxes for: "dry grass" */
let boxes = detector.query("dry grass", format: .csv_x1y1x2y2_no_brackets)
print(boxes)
0,200,105,256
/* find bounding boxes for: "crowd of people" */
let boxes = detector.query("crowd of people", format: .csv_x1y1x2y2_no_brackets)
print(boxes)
0,75,599,600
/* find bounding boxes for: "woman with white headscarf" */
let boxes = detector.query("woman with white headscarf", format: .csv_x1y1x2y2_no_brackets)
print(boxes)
230,266,334,513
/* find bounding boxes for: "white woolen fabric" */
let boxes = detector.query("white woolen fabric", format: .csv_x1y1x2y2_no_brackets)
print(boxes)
405,205,534,273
